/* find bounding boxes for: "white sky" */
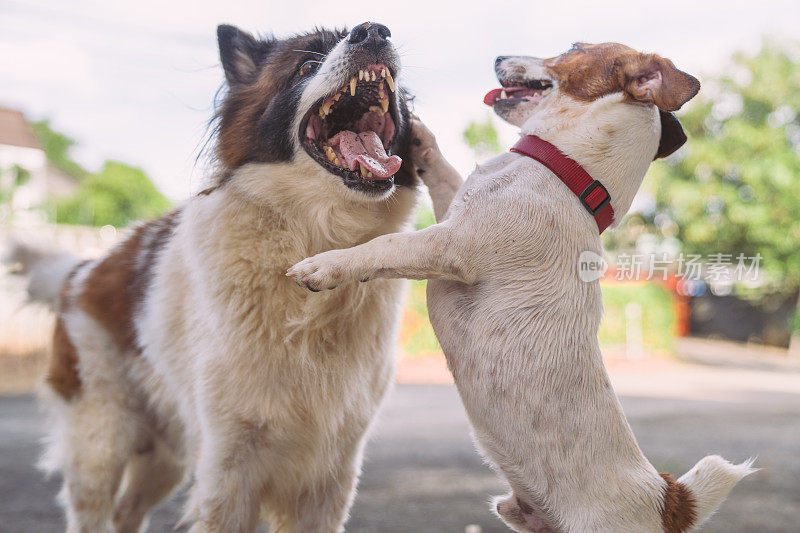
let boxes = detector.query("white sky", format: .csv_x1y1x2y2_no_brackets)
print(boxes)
1,0,799,200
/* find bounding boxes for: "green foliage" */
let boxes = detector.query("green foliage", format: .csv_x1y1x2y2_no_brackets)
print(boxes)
415,205,436,230
597,282,676,352
463,116,503,157
647,40,800,290
31,120,87,180
52,161,170,227
0,166,31,204
792,303,800,334
400,280,442,358
12,165,31,187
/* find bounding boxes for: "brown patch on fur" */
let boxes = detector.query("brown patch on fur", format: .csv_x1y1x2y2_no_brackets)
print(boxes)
659,473,697,533
545,43,699,111
49,315,82,400
46,261,88,400
216,31,345,170
77,209,182,354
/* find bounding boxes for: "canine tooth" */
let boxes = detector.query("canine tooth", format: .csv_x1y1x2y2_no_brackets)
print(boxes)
371,71,376,81
360,164,368,176
350,77,357,96
380,97,389,114
385,71,395,92
381,68,386,78
501,90,508,99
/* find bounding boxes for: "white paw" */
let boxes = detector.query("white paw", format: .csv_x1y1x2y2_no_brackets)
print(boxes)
286,250,353,292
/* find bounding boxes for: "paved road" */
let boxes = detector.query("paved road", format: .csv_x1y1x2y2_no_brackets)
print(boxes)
1,384,798,532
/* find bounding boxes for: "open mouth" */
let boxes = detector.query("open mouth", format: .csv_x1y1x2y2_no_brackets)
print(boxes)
484,78,554,107
301,63,400,193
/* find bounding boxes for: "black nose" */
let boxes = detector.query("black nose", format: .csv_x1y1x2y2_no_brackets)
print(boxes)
495,56,508,69
349,22,391,49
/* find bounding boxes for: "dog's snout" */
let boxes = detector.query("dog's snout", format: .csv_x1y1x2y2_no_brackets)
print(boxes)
348,22,391,51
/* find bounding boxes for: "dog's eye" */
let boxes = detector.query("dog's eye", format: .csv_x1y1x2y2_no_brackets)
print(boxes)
298,61,319,77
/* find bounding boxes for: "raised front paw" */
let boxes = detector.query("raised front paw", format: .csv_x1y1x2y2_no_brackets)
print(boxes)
408,115,441,179
286,250,357,292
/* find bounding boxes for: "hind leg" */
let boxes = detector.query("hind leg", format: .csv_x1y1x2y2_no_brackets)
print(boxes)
494,493,556,533
51,396,138,533
112,438,185,533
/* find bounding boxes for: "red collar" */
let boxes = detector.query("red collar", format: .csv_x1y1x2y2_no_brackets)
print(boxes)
511,135,614,233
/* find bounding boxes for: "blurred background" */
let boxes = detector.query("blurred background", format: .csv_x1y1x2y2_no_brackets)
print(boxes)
1,1,799,531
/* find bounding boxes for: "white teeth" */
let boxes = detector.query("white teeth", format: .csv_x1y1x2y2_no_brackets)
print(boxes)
333,93,341,101
350,77,357,96
359,70,364,81
380,97,389,114
385,71,395,92
360,164,368,176
381,68,386,78
371,71,376,81
500,90,508,99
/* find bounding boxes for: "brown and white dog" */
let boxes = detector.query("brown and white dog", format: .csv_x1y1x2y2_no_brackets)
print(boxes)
14,22,418,532
288,43,755,532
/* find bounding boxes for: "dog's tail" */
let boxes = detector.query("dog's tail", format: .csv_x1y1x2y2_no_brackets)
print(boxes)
664,455,756,531
2,240,82,308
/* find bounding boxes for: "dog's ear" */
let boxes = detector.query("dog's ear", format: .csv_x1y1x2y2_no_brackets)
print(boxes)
217,25,270,86
621,54,700,112
655,110,688,159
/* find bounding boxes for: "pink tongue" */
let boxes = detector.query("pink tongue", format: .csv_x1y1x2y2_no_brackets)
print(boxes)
329,130,401,179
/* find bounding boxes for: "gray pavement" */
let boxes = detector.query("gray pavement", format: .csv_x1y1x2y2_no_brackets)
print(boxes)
1,384,798,532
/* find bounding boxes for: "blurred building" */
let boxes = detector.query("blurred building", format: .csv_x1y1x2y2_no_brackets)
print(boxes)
0,107,77,224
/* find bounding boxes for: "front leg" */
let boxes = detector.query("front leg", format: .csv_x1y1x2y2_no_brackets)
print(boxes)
287,223,473,291
409,116,463,222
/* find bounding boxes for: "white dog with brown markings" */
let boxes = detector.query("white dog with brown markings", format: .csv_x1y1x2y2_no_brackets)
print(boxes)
288,42,755,532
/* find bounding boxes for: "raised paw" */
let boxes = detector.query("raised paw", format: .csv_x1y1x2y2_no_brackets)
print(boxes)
408,115,441,178
286,250,359,292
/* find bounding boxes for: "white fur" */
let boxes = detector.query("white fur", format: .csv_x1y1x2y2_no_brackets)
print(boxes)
289,58,754,532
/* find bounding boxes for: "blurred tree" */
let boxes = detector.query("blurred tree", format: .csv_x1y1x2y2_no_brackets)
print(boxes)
31,120,88,180
463,116,503,158
644,39,800,351
53,161,170,228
